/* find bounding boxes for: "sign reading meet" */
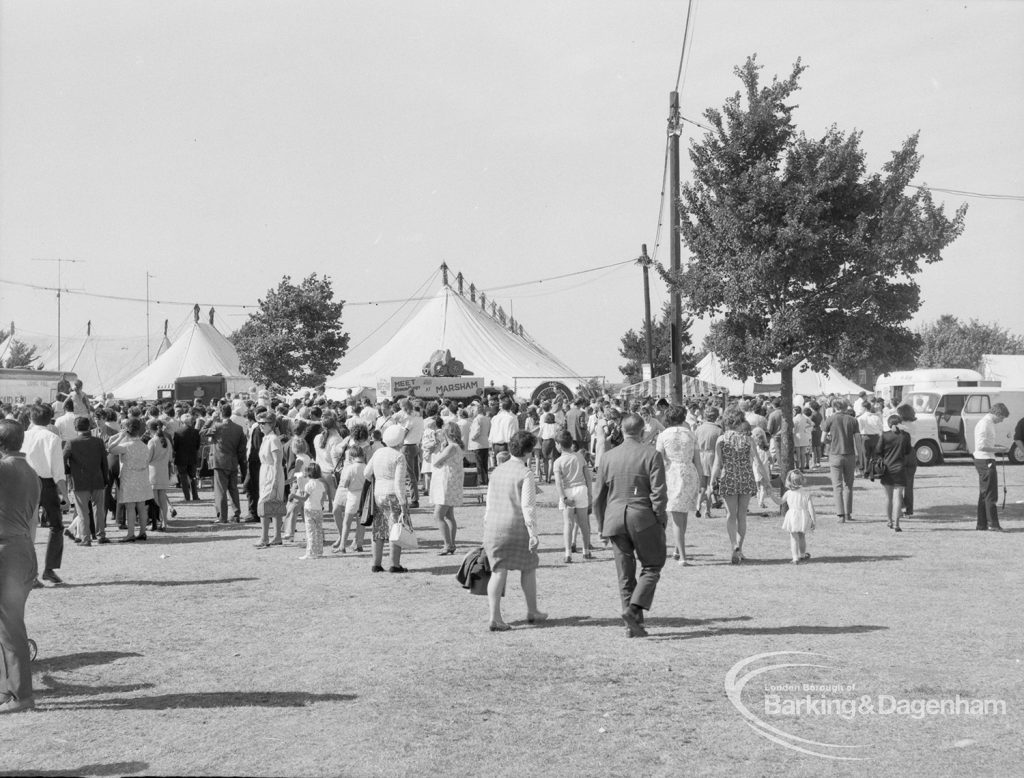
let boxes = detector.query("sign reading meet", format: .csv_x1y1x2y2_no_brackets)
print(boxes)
379,376,484,398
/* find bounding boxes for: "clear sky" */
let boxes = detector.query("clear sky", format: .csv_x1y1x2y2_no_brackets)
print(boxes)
2,0,1022,386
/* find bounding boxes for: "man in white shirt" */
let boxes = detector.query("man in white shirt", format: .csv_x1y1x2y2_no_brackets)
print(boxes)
54,399,79,443
359,401,379,427
468,403,491,485
488,399,519,460
22,404,69,585
973,402,1009,531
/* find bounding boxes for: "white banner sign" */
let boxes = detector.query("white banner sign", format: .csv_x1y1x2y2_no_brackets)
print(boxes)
378,376,484,398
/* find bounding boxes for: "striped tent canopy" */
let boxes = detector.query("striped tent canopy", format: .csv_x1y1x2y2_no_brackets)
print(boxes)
618,372,726,401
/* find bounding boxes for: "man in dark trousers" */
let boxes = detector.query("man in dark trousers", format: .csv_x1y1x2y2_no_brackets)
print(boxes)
565,398,590,458
172,414,202,501
21,404,68,586
593,413,668,638
243,410,265,523
203,404,247,523
0,419,42,713
63,416,110,545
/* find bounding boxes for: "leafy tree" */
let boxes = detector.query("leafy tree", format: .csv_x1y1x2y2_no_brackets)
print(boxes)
663,55,966,478
618,300,698,384
0,329,40,369
230,274,349,391
916,315,1024,370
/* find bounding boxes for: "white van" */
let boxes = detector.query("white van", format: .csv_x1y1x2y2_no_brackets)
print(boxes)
900,388,1024,465
874,368,994,406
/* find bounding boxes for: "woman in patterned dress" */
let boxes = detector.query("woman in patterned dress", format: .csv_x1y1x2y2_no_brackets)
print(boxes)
655,405,703,565
364,424,411,573
107,417,154,542
708,407,758,564
481,430,546,631
429,421,465,555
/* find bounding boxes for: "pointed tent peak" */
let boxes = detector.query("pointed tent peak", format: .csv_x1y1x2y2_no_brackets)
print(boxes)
163,319,169,336
455,271,464,294
208,307,216,326
440,262,449,287
193,304,200,323
86,320,92,336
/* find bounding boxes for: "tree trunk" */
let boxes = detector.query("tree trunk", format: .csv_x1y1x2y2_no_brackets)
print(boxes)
779,365,795,496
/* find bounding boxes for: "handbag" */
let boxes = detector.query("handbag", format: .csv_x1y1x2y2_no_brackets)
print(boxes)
865,455,887,482
261,497,287,518
389,520,418,550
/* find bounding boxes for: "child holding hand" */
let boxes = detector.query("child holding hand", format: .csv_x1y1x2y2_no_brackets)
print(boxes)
299,462,331,560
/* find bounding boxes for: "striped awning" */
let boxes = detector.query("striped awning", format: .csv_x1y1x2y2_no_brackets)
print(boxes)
618,372,726,401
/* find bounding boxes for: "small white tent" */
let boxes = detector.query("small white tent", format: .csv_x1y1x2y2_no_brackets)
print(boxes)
696,352,865,396
326,284,582,399
112,313,252,400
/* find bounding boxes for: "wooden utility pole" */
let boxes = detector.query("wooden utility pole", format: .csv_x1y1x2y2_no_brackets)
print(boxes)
636,244,654,374
668,91,683,404
31,257,84,368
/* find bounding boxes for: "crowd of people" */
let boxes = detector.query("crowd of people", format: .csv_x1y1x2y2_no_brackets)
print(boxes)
1,377,1021,712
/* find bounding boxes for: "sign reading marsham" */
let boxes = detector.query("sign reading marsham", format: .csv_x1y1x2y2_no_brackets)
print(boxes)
378,376,484,398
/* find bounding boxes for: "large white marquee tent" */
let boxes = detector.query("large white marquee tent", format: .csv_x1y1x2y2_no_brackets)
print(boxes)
326,284,582,400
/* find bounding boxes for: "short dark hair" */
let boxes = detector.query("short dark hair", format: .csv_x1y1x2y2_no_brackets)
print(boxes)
220,404,232,418
508,430,536,457
556,430,573,449
0,419,25,451
991,402,1010,418
74,416,91,432
664,405,687,426
30,404,53,426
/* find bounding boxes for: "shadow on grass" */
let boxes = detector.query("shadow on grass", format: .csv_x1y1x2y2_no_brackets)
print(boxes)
649,623,889,641
534,614,753,629
72,577,258,588
39,675,155,697
41,690,356,711
33,651,142,674
0,761,148,777
751,554,912,565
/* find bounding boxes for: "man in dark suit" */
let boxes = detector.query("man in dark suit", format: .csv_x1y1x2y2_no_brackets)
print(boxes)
242,409,265,523
172,414,202,502
593,413,668,638
63,416,110,545
203,404,247,523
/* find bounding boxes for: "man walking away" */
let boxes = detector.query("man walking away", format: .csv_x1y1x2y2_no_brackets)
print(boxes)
21,405,68,585
63,417,110,545
593,413,668,638
821,399,860,523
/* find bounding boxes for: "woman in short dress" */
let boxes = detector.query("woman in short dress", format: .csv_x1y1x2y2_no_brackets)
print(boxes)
107,417,154,542
255,413,286,548
655,405,702,565
430,421,465,555
364,424,411,573
876,414,911,532
481,431,546,632
708,408,758,564
146,419,174,531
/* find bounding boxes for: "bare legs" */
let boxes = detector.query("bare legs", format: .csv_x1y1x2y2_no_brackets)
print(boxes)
724,493,750,563
884,484,904,530
433,504,457,553
154,489,170,529
789,531,807,562
487,568,543,628
669,510,689,564
563,507,591,560
259,511,282,545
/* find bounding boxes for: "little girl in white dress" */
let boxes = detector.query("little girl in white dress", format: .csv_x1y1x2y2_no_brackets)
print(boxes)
780,470,816,564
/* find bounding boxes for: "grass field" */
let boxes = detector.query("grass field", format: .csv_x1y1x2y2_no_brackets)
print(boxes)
1,459,1021,777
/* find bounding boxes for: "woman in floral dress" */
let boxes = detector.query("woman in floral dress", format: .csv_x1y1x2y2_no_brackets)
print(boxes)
655,405,703,565
708,408,758,564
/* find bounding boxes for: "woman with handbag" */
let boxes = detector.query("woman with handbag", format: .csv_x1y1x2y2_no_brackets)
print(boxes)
481,430,547,632
364,424,412,573
876,414,911,532
255,412,286,548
